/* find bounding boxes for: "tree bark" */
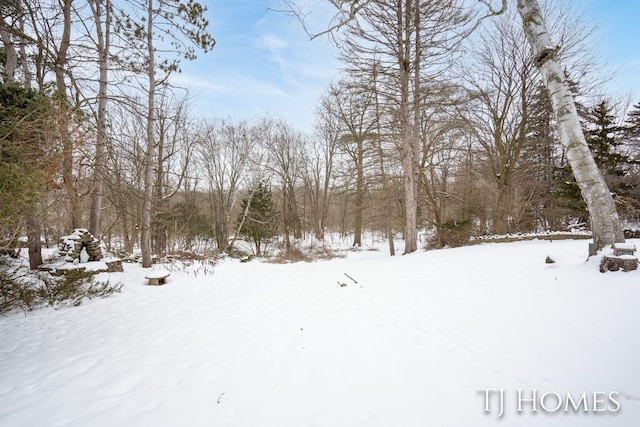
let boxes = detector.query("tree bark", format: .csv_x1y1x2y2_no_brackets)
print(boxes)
371,61,395,256
494,174,511,235
89,0,110,238
89,0,111,238
0,18,17,84
26,216,43,270
141,0,156,268
398,0,418,254
353,137,364,247
152,119,166,256
54,0,80,230
517,0,624,253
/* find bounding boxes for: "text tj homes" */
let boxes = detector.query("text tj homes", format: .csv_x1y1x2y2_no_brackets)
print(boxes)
478,388,621,418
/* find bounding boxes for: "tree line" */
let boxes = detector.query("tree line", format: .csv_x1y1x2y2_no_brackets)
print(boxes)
2,0,639,269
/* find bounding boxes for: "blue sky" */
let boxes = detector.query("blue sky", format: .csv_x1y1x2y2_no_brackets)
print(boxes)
175,0,339,132
176,1,640,132
584,0,640,99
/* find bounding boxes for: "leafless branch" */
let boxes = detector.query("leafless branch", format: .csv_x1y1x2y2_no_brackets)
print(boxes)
276,0,373,41
278,0,507,42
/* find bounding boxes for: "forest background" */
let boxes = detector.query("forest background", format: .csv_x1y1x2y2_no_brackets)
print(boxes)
2,0,640,268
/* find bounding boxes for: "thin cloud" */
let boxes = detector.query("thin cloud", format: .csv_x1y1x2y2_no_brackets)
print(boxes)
256,33,289,53
172,73,290,99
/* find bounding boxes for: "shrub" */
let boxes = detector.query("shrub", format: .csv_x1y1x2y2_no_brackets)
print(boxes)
0,259,122,315
433,219,473,248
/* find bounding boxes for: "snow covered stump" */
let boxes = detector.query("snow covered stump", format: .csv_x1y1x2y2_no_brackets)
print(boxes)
599,243,638,273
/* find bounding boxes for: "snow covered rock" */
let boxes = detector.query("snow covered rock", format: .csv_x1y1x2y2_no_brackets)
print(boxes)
59,229,103,263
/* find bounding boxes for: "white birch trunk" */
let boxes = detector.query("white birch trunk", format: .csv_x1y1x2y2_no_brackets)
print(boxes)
516,0,624,253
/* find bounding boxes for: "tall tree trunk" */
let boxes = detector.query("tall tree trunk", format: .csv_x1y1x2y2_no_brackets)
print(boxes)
229,186,256,252
0,18,17,84
321,153,333,240
152,125,166,255
377,127,395,256
409,0,421,251
26,216,43,270
353,138,364,247
55,0,79,230
141,0,156,268
373,61,395,256
89,0,110,238
494,178,510,235
289,184,302,240
123,213,133,253
311,178,323,240
18,13,32,90
517,0,624,253
398,0,418,254
283,190,291,253
214,194,227,249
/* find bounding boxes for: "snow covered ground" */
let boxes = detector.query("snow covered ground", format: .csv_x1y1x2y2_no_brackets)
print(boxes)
1,239,640,427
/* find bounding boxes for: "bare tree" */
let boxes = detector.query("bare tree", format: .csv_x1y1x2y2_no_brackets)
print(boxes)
333,0,472,253
371,61,396,255
118,0,214,267
198,118,254,251
88,0,111,238
151,93,195,255
260,117,306,253
52,0,79,230
309,91,342,241
324,79,377,247
102,101,147,253
460,10,536,235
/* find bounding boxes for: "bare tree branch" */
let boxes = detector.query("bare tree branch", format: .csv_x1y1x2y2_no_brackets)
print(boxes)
278,0,507,42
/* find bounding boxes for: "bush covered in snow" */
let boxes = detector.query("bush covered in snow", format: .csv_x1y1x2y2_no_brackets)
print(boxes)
0,258,122,314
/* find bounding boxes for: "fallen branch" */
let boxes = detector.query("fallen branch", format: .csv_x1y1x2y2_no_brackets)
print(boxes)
344,273,358,284
217,392,226,404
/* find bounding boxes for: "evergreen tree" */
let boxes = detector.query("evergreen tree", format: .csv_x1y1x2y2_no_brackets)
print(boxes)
552,100,635,225
522,83,559,229
586,101,639,219
0,84,58,264
623,101,640,149
236,182,278,256
625,101,640,129
621,101,640,221
551,163,587,223
584,100,627,176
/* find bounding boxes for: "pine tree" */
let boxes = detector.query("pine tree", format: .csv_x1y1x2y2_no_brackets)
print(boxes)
552,163,587,223
236,182,278,256
586,101,638,215
584,100,627,177
626,101,640,126
522,83,559,229
624,101,640,147
0,84,57,266
621,102,640,221
552,100,638,224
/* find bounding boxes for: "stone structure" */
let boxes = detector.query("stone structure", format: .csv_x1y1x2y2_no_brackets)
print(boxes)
600,243,638,273
59,229,103,263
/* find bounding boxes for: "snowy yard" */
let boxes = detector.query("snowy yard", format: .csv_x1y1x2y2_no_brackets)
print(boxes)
1,239,640,426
